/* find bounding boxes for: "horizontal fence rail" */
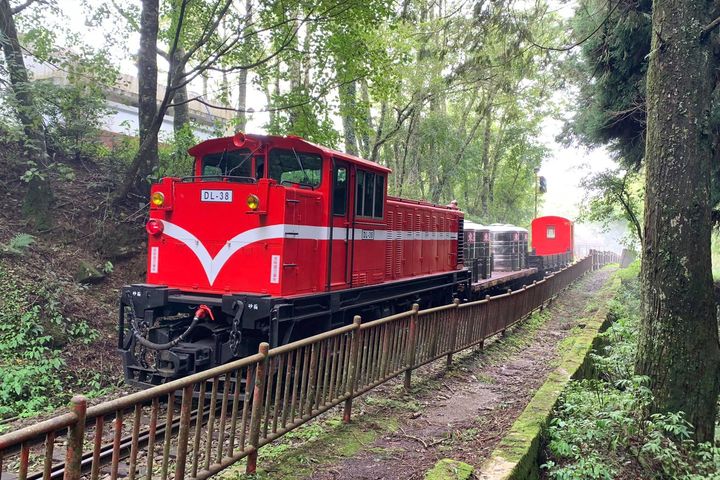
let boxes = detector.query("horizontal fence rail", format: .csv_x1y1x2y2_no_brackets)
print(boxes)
0,251,617,480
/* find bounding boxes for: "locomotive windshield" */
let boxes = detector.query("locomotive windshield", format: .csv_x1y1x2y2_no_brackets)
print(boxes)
269,149,322,187
202,148,253,178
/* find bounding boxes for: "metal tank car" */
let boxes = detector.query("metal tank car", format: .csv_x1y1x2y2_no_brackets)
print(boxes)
119,133,470,388
487,224,529,272
462,220,492,282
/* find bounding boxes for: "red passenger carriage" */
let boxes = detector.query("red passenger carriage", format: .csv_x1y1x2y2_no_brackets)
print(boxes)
531,216,574,255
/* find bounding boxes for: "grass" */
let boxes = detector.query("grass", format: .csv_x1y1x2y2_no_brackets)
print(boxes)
220,414,398,479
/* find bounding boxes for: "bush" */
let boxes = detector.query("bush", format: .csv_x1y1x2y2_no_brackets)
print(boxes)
0,265,98,418
542,270,720,479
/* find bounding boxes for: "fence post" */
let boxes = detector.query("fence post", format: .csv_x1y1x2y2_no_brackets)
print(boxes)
246,342,270,475
174,384,194,479
480,295,490,349
343,315,362,423
501,289,512,336
63,396,87,480
404,304,420,391
380,319,391,379
447,299,460,368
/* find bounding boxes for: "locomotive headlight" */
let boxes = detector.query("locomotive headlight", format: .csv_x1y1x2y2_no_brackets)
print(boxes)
246,194,259,210
151,192,165,207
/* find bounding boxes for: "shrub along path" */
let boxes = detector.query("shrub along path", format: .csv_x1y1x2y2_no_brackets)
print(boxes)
226,267,617,480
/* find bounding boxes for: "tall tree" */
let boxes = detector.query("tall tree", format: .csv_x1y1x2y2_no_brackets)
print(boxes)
136,0,159,188
636,0,720,442
0,0,52,228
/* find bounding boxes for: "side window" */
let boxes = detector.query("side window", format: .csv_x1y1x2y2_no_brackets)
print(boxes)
374,174,384,218
355,169,385,219
356,170,365,216
333,163,348,215
547,226,556,239
363,172,375,216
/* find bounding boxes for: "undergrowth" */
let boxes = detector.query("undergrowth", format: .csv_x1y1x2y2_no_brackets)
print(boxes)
542,261,720,479
0,263,99,420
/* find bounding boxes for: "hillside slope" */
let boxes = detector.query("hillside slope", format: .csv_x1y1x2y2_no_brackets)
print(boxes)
0,143,147,420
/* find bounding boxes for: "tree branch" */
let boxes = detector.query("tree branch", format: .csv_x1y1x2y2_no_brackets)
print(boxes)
529,0,620,52
109,0,139,31
168,75,364,113
701,15,720,39
10,0,38,15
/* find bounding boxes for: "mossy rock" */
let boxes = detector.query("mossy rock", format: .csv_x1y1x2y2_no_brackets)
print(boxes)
74,260,105,284
425,458,474,480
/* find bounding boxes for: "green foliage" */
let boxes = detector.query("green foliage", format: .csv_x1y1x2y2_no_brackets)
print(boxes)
579,169,644,248
0,265,98,418
28,45,118,162
562,0,651,168
155,123,197,180
564,0,720,216
543,272,720,479
0,233,35,257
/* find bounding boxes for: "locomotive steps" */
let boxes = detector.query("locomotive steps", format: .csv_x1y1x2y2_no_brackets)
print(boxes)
219,266,618,479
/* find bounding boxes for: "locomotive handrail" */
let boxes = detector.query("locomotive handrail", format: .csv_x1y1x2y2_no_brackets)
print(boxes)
0,252,621,480
180,175,257,183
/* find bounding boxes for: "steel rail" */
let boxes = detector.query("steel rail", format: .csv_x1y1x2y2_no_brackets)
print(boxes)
0,251,619,480
25,402,224,480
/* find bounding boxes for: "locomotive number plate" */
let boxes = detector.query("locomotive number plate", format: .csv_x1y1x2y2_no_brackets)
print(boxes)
201,190,233,202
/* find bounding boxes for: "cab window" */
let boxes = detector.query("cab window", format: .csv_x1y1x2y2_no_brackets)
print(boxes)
201,149,253,178
547,226,556,239
333,163,348,215
355,169,385,219
269,149,322,187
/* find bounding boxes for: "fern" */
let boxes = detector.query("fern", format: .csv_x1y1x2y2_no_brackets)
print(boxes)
0,233,35,257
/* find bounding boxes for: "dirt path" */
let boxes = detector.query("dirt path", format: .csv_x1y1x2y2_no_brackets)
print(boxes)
305,268,615,480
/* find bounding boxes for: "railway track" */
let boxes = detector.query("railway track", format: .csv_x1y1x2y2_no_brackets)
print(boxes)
0,253,614,480
27,404,216,480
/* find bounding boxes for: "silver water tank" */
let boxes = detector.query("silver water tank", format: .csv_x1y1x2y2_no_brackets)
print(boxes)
463,221,492,281
488,224,519,271
504,225,529,269
488,224,528,271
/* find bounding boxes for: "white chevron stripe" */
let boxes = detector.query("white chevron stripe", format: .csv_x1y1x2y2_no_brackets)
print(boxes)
158,220,458,286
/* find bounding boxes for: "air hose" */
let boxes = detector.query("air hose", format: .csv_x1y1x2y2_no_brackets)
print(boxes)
132,304,214,350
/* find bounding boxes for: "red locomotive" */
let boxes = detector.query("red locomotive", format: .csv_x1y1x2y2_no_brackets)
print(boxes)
120,133,469,387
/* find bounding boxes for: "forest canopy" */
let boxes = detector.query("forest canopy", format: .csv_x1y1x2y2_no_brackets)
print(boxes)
0,0,566,227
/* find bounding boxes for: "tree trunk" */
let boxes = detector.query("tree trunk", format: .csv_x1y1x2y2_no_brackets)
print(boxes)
0,0,53,228
636,0,720,442
235,0,252,133
171,48,189,133
479,109,492,218
359,79,372,157
369,101,387,162
116,0,159,201
236,68,248,132
339,80,358,155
